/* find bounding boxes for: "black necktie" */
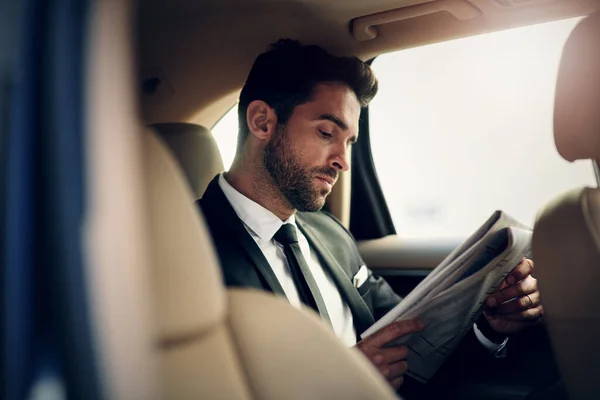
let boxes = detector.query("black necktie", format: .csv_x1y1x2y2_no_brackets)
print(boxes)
274,224,332,326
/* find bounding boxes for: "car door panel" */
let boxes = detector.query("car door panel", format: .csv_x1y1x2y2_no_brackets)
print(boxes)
357,236,461,297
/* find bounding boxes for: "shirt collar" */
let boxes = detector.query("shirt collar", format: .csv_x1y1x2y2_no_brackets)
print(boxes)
218,172,296,242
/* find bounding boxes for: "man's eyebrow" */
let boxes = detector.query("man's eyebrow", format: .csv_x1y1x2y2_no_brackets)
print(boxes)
317,114,349,131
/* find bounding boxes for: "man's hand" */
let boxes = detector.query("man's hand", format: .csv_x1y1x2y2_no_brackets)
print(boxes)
484,258,544,335
355,318,424,390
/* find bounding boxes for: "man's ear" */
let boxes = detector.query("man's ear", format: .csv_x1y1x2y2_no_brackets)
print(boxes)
246,100,278,141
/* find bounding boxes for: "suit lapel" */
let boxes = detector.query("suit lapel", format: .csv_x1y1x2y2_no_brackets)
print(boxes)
202,176,375,333
201,177,286,297
296,216,375,334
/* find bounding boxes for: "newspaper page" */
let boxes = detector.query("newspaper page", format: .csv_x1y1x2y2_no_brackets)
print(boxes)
360,211,533,383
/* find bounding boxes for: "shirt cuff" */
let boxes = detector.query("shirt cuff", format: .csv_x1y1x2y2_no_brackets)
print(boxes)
473,322,509,358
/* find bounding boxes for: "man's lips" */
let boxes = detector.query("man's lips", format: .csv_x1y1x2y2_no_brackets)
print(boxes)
316,175,336,186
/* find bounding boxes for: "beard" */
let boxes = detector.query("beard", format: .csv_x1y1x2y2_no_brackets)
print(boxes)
263,125,338,212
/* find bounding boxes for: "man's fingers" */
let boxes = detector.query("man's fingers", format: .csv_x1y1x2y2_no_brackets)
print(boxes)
385,362,408,390
498,280,508,291
390,376,405,390
505,258,534,285
486,276,537,307
372,345,409,366
494,291,540,315
495,305,544,322
367,318,424,348
360,345,410,390
356,328,415,390
383,360,408,380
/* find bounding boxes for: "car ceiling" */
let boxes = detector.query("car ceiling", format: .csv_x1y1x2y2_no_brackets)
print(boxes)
137,0,600,129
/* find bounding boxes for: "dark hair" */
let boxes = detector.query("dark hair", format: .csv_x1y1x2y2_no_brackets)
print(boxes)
236,39,378,150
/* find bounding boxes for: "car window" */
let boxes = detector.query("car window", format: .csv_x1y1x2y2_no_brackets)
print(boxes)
212,104,239,171
212,17,595,239
369,16,595,239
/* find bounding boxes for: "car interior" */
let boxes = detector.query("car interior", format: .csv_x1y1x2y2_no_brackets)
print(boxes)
532,10,600,400
2,0,600,399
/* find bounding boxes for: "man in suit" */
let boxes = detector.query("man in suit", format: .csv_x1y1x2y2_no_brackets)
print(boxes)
198,39,545,393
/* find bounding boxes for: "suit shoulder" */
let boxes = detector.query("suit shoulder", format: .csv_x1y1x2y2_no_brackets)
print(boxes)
196,196,208,217
297,210,355,239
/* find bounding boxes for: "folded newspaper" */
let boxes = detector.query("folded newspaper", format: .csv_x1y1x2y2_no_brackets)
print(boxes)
360,210,533,383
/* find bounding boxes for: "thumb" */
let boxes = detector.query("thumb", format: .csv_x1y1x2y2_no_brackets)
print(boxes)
368,318,424,348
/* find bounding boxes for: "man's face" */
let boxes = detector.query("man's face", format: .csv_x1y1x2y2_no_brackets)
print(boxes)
263,83,361,212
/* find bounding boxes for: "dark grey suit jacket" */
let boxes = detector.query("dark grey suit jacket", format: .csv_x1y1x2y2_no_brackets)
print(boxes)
197,175,519,395
197,175,401,337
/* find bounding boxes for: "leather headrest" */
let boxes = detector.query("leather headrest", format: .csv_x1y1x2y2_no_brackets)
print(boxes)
143,128,226,342
153,123,224,198
554,12,600,162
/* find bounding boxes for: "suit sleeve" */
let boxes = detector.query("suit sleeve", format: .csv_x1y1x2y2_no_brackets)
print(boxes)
363,270,402,321
321,211,402,322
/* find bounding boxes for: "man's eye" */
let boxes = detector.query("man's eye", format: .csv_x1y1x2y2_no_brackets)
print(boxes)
319,130,333,138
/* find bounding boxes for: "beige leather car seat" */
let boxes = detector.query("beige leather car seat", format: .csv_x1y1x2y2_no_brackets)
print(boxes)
155,119,353,226
532,11,600,400
143,127,400,399
86,1,398,397
153,122,224,198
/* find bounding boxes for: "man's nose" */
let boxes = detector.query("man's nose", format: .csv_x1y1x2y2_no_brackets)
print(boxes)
329,146,350,172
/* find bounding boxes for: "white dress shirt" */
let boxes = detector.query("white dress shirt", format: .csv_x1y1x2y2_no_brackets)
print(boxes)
218,173,507,355
219,173,358,346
